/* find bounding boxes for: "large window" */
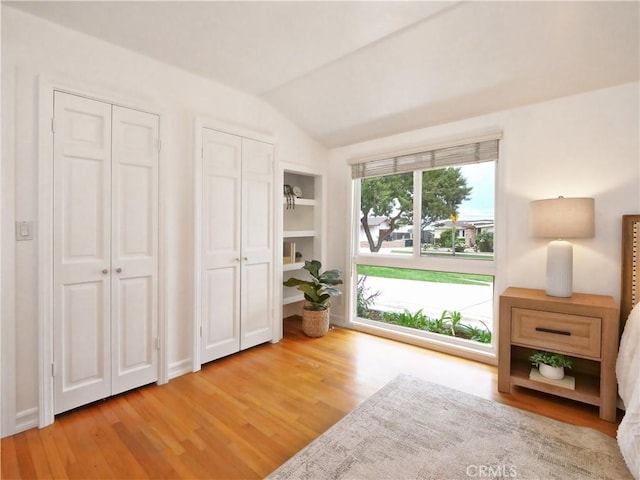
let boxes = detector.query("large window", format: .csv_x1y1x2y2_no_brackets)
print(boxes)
352,138,498,354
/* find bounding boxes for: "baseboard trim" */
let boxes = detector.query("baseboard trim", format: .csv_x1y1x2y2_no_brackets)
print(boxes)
168,358,192,380
15,407,38,433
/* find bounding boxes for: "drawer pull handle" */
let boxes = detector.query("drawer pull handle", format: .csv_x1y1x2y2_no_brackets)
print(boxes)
535,327,571,336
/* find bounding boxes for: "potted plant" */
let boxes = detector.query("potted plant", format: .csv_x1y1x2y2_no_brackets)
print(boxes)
283,260,342,337
529,350,574,380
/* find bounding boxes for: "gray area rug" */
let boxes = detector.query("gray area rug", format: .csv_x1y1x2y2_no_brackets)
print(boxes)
268,375,632,480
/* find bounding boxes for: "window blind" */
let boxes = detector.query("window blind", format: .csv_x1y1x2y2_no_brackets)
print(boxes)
351,138,499,179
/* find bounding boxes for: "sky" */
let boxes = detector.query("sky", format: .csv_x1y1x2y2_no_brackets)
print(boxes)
457,161,495,221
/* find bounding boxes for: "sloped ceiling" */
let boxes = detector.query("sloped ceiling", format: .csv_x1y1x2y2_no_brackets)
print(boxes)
8,1,639,147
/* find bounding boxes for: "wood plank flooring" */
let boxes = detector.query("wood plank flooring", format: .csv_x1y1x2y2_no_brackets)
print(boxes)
2,317,620,479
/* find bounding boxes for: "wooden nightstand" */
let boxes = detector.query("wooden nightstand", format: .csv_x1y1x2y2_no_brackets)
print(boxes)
498,287,619,422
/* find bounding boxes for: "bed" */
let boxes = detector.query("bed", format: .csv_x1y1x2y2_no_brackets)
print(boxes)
617,214,640,479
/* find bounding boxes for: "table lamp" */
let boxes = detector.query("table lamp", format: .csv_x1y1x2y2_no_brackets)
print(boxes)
530,196,595,297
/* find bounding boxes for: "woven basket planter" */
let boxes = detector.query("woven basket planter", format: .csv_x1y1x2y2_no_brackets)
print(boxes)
302,308,330,337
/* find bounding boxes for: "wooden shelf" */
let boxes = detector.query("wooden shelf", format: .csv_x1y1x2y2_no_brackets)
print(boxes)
283,262,305,271
282,198,316,207
510,359,600,406
283,230,316,238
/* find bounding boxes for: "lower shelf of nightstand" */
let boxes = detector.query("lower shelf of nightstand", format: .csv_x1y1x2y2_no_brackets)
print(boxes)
510,360,601,407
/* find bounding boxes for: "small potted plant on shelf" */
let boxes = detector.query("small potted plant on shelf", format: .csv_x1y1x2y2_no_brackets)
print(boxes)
529,350,574,380
283,260,342,338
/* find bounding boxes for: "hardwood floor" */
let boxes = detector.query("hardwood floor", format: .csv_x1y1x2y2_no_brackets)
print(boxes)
2,317,620,479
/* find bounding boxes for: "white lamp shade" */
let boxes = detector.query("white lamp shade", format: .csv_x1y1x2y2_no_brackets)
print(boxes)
530,197,595,239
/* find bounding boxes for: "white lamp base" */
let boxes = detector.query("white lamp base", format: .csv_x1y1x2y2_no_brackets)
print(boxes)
546,240,573,297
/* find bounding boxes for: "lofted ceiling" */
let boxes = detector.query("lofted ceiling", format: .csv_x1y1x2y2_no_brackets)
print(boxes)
7,1,640,147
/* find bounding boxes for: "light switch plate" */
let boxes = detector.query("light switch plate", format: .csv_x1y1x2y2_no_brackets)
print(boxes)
16,221,33,241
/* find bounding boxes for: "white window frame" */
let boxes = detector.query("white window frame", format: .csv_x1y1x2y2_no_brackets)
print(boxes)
347,134,503,364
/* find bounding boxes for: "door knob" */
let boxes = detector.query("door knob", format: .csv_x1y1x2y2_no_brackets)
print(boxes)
102,269,108,275
116,267,122,273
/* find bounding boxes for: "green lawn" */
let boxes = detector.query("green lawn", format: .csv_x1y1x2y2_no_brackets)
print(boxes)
357,265,493,286
390,249,494,261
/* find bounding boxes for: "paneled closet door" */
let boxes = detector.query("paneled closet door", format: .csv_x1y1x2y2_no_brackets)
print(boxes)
240,138,274,350
53,92,160,414
53,92,112,414
201,128,242,363
111,106,159,395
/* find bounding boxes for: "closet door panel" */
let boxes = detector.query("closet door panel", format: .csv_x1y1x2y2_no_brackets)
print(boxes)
118,277,152,365
242,138,274,261
201,128,242,363
244,179,271,256
240,138,274,349
119,164,152,255
53,92,112,414
61,157,106,260
202,267,240,359
57,282,109,408
111,106,159,394
241,262,272,349
205,175,240,255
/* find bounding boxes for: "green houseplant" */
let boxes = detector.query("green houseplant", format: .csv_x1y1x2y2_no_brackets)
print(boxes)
283,260,342,337
529,350,573,380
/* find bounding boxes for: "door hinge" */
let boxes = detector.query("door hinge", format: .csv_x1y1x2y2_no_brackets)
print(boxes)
158,139,161,152
155,337,161,350
200,325,203,337
51,362,55,377
51,117,56,133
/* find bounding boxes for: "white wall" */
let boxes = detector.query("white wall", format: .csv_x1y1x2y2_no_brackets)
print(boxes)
327,82,640,325
1,6,327,437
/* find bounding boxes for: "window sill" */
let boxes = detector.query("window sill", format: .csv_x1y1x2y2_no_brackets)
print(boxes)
350,318,497,366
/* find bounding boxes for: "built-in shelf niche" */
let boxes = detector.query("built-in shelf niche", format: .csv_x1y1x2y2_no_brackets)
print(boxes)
282,167,323,316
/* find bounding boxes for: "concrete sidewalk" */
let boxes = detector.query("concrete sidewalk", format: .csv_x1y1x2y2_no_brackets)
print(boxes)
360,275,494,331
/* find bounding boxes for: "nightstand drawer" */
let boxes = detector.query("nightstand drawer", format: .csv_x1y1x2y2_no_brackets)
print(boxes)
511,308,601,358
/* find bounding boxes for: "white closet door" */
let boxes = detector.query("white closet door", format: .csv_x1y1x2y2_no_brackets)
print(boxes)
53,92,112,414
240,138,274,350
111,106,159,395
201,128,242,363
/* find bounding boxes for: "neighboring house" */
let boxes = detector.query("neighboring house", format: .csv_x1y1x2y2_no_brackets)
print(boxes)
360,216,493,248
432,220,495,248
359,216,412,246
359,216,389,244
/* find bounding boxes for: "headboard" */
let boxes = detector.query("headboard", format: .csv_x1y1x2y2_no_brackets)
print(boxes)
621,214,640,331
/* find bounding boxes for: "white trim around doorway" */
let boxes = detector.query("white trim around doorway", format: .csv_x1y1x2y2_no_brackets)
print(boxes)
36,76,168,428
